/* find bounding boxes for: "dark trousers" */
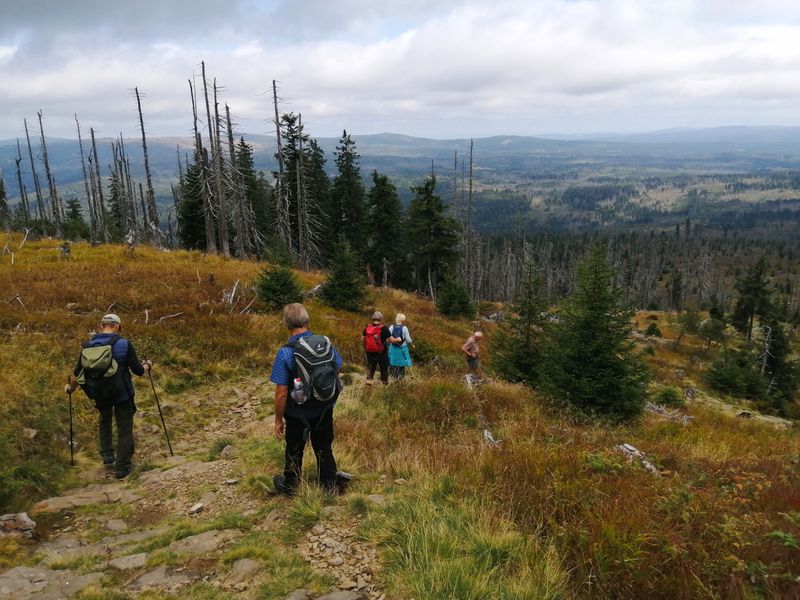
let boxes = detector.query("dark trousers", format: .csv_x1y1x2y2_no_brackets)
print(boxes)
366,352,389,383
391,365,406,380
283,408,337,488
97,401,135,468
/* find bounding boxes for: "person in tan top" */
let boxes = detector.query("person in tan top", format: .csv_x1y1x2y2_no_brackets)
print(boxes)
461,331,484,373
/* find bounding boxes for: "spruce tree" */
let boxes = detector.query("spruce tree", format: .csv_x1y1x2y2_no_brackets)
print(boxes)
407,176,460,299
106,171,125,242
305,139,331,260
436,278,475,318
177,154,207,250
367,171,407,287
330,131,368,257
256,264,303,311
731,258,770,342
236,137,274,247
761,316,798,415
320,240,367,312
494,262,548,385
539,243,649,421
63,198,90,240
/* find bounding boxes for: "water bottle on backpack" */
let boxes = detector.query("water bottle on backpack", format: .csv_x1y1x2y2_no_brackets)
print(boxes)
291,377,306,405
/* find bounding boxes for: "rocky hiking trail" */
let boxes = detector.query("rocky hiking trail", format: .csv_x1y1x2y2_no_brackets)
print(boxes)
0,377,392,600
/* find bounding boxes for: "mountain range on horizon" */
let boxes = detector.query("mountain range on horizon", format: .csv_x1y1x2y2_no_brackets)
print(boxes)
4,125,800,206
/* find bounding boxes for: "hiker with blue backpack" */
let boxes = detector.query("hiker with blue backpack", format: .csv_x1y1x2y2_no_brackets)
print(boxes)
270,303,345,495
388,313,413,380
65,313,151,479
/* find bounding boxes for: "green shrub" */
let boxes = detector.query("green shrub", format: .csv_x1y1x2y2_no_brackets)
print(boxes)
644,322,661,337
411,338,439,365
707,347,767,399
653,386,685,407
256,264,303,311
319,241,367,312
436,279,475,318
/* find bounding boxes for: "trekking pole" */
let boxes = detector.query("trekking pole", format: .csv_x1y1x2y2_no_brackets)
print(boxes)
66,380,75,467
143,355,174,456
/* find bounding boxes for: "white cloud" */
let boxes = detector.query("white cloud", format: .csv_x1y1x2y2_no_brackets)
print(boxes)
2,0,800,139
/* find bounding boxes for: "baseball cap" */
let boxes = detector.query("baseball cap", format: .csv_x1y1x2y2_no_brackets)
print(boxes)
101,313,122,325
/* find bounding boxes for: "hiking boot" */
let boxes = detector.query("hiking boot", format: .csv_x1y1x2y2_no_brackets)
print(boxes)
335,470,353,490
115,464,133,479
273,474,297,496
101,452,115,466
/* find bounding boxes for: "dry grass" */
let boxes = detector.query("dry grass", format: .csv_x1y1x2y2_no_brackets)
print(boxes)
2,236,799,599
0,235,470,511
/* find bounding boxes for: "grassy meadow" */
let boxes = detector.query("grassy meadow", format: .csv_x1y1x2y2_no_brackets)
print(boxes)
1,235,799,599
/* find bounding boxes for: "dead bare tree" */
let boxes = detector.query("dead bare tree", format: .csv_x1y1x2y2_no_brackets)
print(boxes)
451,150,459,221
224,104,259,258
89,128,109,241
189,76,217,254
211,78,230,256
272,80,291,251
138,183,148,235
75,115,99,241
14,139,29,224
37,110,63,237
23,118,46,223
467,139,475,294
134,87,160,244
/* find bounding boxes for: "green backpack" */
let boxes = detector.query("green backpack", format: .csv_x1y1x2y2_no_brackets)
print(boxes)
77,336,127,405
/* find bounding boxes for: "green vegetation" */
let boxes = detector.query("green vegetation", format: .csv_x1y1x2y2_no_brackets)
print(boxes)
1,236,799,600
319,241,367,312
539,243,650,421
363,478,568,599
256,264,303,311
492,261,547,385
436,278,475,318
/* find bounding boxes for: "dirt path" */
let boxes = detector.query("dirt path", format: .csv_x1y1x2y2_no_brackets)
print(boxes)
0,376,389,600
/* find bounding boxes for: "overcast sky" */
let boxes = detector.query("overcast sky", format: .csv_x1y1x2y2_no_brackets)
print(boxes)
2,0,800,140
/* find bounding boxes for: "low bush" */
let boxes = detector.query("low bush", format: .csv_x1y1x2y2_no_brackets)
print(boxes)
653,385,685,407
256,264,303,311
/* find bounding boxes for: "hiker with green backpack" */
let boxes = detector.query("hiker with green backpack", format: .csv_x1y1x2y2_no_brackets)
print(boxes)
270,303,345,495
65,313,151,479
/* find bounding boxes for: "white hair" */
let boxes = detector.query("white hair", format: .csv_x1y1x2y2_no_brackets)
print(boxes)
283,303,310,329
395,313,406,324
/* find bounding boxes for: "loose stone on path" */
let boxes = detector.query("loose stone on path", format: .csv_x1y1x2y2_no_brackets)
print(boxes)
30,483,141,514
0,566,102,598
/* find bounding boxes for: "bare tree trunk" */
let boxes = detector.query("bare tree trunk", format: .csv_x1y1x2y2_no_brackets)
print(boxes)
24,118,46,223
225,103,253,257
90,128,109,241
123,144,138,235
75,115,98,241
467,139,474,294
37,110,63,237
451,150,459,219
134,87,160,244
272,80,291,250
138,182,148,234
211,79,230,256
14,139,30,223
427,261,435,302
296,114,307,269
189,76,217,254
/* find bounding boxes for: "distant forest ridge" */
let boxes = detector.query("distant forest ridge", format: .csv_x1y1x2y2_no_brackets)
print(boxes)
5,125,800,240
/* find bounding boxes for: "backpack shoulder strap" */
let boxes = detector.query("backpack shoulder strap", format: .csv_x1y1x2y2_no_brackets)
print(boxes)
108,335,122,347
